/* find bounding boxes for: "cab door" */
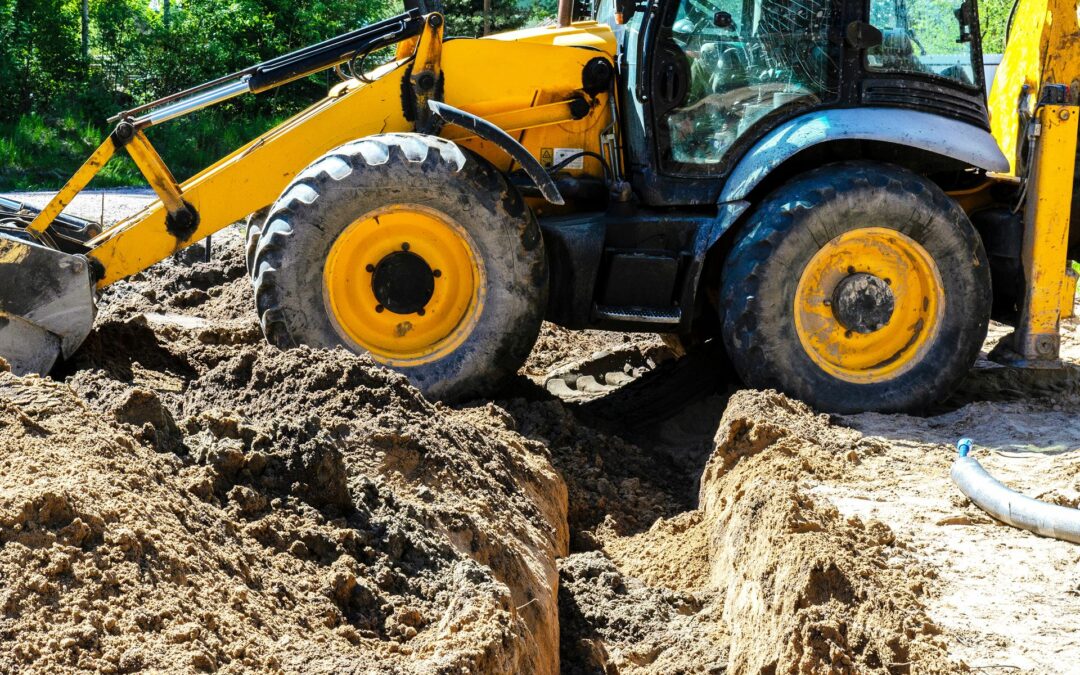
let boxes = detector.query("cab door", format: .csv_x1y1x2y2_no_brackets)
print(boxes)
629,0,844,204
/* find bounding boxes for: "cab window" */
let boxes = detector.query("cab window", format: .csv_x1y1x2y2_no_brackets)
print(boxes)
866,0,978,86
660,0,840,167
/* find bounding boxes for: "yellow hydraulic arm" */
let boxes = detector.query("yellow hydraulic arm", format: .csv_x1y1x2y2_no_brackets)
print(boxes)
26,13,615,288
988,0,1080,365
0,7,615,378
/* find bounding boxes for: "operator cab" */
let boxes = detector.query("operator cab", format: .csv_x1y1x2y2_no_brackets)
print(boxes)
599,0,988,205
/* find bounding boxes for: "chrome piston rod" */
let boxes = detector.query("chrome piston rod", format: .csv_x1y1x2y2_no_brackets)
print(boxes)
134,77,252,128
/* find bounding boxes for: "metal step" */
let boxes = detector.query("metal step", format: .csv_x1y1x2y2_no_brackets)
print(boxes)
593,304,682,325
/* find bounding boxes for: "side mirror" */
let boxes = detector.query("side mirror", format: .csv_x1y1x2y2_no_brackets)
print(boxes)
845,21,883,49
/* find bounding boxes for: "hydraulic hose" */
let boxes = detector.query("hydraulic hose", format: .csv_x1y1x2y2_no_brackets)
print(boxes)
951,438,1080,544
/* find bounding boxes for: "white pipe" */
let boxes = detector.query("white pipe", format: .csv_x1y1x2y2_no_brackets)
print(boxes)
951,439,1080,544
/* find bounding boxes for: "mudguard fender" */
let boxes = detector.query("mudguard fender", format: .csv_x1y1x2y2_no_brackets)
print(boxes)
719,108,1010,202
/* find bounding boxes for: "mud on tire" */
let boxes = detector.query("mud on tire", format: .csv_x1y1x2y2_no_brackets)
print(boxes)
251,133,547,401
719,162,991,414
244,207,270,278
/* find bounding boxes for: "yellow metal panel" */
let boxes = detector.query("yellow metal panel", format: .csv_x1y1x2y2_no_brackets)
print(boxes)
125,131,186,214
946,180,997,215
440,38,614,215
441,100,581,140
486,20,617,54
1013,104,1079,361
1062,267,1078,319
989,0,1080,176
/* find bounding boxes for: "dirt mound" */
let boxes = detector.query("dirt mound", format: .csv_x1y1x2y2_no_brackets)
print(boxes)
523,324,664,379
1,222,569,672
556,389,957,674
97,226,254,327
2,354,567,672
701,390,955,674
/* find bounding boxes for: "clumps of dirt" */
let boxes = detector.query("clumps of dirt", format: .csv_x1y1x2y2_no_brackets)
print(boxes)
523,323,665,378
1,353,568,672
700,390,955,674
500,397,685,551
601,510,712,593
2,222,570,672
98,226,254,326
558,551,728,674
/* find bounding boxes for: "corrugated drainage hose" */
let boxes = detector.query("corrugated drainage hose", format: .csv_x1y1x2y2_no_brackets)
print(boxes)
951,438,1080,544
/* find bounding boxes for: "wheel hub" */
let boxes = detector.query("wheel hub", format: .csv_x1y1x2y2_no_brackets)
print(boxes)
793,227,945,384
371,250,435,315
323,204,483,364
831,273,894,334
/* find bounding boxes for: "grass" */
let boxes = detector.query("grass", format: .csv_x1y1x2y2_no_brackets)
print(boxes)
0,107,284,192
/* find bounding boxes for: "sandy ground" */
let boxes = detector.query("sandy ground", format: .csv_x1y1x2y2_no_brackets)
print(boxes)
836,330,1080,673
2,190,1080,673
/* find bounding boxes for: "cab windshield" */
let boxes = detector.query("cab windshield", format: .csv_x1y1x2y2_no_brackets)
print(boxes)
866,0,978,86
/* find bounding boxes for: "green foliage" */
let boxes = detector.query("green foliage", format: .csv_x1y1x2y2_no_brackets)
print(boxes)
0,0,556,190
442,0,526,36
0,0,84,114
0,106,284,189
979,0,1013,54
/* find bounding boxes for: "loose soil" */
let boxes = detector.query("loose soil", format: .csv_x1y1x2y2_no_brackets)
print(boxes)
1,192,1078,674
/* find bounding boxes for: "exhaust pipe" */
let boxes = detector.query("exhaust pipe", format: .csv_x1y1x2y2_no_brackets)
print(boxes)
951,438,1080,544
557,0,573,27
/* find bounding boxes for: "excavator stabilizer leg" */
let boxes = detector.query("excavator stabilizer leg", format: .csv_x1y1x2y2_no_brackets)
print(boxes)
0,233,96,375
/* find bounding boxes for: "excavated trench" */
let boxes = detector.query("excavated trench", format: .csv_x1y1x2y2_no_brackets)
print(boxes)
2,197,1080,673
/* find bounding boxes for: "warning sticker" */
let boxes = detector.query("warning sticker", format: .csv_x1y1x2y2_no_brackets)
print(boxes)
540,147,554,167
552,147,584,170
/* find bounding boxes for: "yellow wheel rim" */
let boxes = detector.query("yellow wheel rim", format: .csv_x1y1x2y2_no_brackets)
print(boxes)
794,227,945,384
323,204,484,366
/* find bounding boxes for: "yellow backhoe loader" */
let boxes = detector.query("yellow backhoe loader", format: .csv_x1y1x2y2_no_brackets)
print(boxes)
0,0,1076,412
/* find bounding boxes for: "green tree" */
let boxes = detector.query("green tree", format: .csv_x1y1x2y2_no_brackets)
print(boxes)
0,0,82,119
979,0,1013,54
443,0,527,37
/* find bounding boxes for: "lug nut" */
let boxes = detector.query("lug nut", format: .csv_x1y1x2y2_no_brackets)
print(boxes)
847,266,856,274
401,242,410,251
417,308,426,316
433,269,442,278
366,264,375,273
375,304,385,313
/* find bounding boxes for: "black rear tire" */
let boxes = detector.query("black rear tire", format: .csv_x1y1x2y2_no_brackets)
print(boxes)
720,162,991,413
251,133,547,401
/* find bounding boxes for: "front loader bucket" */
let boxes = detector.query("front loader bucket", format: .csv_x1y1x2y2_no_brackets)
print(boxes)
0,233,96,375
